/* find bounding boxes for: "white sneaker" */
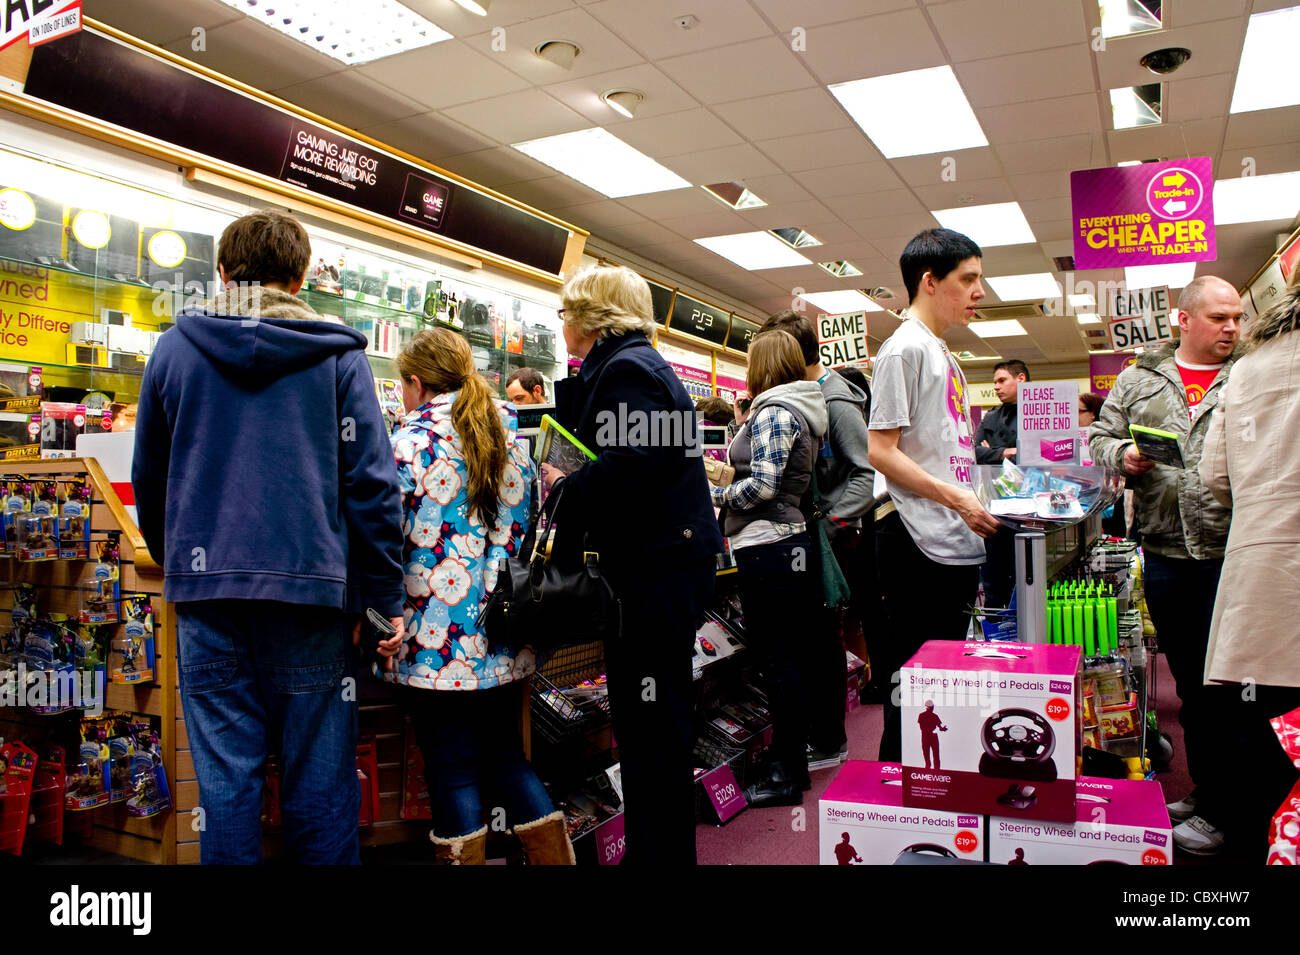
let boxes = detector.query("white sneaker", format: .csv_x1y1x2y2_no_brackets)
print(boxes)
1173,815,1225,856
1166,791,1198,823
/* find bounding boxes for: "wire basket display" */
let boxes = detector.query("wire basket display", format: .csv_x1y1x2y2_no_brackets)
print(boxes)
529,671,611,746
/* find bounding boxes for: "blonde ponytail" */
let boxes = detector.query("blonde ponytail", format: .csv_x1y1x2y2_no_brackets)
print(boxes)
396,328,510,525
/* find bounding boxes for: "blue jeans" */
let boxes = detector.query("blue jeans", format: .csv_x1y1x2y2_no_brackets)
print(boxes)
177,600,359,865
406,683,553,838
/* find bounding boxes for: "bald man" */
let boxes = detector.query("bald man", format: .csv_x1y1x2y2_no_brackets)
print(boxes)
1088,275,1243,858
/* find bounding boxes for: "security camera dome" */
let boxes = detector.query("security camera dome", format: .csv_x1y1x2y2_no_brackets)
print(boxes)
1140,47,1191,75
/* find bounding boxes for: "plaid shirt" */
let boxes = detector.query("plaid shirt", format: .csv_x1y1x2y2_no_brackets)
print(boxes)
711,405,801,511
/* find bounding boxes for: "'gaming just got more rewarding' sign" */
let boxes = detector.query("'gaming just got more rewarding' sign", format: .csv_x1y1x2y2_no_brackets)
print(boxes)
1018,381,1080,466
1070,158,1216,270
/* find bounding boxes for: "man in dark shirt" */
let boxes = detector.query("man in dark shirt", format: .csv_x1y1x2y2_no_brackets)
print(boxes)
918,700,948,769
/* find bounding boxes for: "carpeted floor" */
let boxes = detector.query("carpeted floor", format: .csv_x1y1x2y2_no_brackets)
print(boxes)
696,651,1204,865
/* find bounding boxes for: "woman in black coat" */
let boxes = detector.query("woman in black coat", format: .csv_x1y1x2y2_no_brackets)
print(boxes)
548,265,723,866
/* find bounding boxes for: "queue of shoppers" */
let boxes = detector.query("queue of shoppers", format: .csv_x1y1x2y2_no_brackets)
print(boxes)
134,210,1299,866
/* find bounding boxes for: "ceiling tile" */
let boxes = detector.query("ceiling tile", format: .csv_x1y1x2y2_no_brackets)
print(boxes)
84,0,241,46
617,189,726,219
1164,73,1235,125
913,176,1016,209
739,173,816,204
1096,20,1249,91
356,112,499,162
436,146,556,189
402,0,573,32
496,175,606,210
599,219,688,248
661,144,782,183
979,94,1105,144
753,265,828,289
1015,196,1072,223
954,45,1095,108
1223,106,1300,151
867,231,928,261
163,18,341,92
612,107,745,158
1218,142,1300,178
1007,170,1072,201
273,72,427,128
658,210,755,239
794,161,907,198
890,147,1005,186
1033,219,1074,242
846,209,940,238
443,90,590,143
979,243,1052,275
751,0,915,32
657,37,816,105
1107,117,1226,161
582,0,772,60
356,42,532,111
800,9,947,84
995,134,1107,175
548,200,647,231
737,198,838,229
928,0,1088,62
459,8,645,82
542,63,699,124
796,220,865,244
712,88,852,141
755,128,885,171
832,189,928,219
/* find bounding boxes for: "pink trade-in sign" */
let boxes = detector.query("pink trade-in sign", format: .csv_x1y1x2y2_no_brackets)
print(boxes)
1070,157,1216,270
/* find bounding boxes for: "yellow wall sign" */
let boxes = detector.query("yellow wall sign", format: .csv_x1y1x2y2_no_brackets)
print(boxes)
0,188,37,231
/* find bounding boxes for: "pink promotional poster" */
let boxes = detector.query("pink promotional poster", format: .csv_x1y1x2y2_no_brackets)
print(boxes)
1070,157,1216,270
1089,353,1138,397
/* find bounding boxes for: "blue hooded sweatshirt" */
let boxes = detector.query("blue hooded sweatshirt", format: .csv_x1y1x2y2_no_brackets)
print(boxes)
132,286,405,617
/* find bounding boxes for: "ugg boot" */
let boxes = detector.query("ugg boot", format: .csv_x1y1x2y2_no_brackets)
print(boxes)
513,811,576,865
429,825,488,865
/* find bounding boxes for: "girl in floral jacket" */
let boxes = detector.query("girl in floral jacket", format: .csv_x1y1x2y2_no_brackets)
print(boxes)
378,327,573,865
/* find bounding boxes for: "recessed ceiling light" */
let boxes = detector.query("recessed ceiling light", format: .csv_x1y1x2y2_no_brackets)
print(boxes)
1231,6,1300,113
1124,263,1196,289
970,319,1027,338
601,90,644,119
828,66,987,158
535,40,581,70
1068,293,1096,308
931,201,1036,247
818,260,863,278
985,273,1061,302
212,0,451,64
770,227,821,249
512,128,691,198
1213,171,1300,224
702,181,766,209
695,232,814,270
1099,0,1161,39
1077,313,1102,324
451,0,490,13
798,290,884,313
1110,84,1162,129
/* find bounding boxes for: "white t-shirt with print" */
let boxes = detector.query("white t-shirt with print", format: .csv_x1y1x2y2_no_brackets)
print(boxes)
869,316,984,565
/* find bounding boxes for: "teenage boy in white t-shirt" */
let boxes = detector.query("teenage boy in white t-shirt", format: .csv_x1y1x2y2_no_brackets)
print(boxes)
867,228,1000,762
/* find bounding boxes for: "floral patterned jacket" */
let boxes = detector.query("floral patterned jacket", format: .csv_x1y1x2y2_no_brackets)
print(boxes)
378,392,536,691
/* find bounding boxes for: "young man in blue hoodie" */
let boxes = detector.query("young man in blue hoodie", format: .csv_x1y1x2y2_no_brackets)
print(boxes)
133,211,405,864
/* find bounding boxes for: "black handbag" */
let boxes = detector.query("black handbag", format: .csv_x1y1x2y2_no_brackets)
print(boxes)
478,479,621,656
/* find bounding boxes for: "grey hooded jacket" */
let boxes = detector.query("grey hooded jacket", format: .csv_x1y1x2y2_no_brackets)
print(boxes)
818,369,876,535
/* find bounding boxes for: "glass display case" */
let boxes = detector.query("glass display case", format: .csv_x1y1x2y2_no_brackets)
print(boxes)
0,145,567,454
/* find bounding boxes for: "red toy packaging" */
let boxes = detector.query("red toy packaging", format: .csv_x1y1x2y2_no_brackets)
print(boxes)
1268,706,1300,866
0,741,38,855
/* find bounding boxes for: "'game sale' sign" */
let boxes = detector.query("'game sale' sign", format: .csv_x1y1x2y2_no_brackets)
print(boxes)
1107,286,1174,351
1070,158,1216,270
818,311,869,367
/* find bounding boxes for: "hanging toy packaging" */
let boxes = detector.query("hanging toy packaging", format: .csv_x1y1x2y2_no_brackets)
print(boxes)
125,721,171,819
80,536,121,625
1,477,30,556
66,722,110,811
58,478,91,560
18,481,59,561
110,595,155,684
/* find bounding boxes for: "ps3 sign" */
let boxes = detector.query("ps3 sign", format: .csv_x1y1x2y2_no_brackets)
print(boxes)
670,293,730,347
0,0,81,51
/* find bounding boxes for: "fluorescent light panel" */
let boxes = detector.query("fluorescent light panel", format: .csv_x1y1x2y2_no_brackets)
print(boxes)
970,320,1026,338
1099,0,1162,39
931,201,1035,247
1125,263,1196,289
1077,313,1102,324
985,273,1061,302
512,128,691,198
1068,293,1096,307
213,0,451,64
829,66,987,158
695,232,814,270
798,290,883,313
1231,6,1300,113
1213,171,1300,224
1110,85,1161,130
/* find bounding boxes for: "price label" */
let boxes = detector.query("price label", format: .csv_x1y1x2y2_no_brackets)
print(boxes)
1141,848,1169,866
701,764,747,823
594,813,626,866
954,830,980,854
1045,698,1072,721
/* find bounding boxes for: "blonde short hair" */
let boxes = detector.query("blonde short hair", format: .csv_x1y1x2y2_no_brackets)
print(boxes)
561,265,657,339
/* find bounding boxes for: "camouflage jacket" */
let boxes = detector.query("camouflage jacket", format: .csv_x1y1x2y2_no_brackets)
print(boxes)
1087,343,1237,559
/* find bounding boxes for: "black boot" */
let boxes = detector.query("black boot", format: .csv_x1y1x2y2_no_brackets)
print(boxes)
743,761,807,808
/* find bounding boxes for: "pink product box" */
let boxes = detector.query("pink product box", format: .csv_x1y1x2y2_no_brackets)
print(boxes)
988,777,1172,865
901,641,1082,823
1040,436,1076,462
819,761,985,865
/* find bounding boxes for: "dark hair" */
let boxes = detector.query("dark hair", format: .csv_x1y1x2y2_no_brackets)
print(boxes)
506,366,545,395
694,395,734,426
836,366,872,419
759,310,820,365
899,228,983,301
1080,392,1105,417
993,360,1031,381
217,210,311,288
